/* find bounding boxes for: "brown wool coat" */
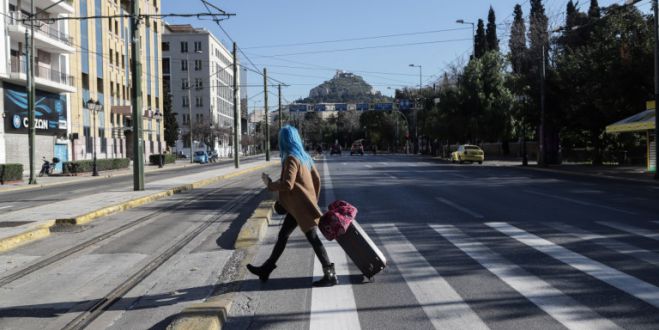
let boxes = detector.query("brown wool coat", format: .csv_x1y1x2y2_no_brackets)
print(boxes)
268,156,322,233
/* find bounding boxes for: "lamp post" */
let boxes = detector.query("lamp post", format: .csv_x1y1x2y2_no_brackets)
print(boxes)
409,64,422,154
87,99,103,176
456,19,476,57
154,109,163,168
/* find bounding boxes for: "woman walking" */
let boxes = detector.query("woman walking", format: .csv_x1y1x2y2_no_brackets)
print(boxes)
247,125,337,287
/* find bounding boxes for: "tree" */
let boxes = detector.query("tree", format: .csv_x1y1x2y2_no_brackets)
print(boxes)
509,4,527,75
474,19,488,59
588,0,601,18
486,6,499,52
162,83,178,149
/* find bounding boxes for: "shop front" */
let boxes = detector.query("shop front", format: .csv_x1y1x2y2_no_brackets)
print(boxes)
606,101,656,173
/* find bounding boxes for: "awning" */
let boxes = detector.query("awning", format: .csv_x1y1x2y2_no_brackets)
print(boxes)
605,109,655,134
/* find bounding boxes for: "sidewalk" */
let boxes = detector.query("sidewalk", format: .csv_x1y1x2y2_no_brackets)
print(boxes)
0,159,278,252
0,156,266,192
432,155,657,184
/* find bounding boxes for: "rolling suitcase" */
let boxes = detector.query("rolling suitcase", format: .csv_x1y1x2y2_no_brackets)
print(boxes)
335,220,387,280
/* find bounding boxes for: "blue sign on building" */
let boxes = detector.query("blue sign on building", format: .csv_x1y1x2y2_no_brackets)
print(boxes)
314,104,326,112
335,103,348,111
356,103,369,111
289,104,308,112
398,99,412,110
374,103,394,111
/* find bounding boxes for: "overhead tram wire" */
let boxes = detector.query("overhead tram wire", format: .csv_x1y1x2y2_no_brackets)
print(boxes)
241,27,472,49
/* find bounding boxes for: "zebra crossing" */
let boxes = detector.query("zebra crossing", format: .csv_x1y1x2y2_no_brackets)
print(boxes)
303,220,659,330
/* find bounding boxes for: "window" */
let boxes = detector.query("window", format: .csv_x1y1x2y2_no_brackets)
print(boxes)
182,95,189,107
162,58,170,74
181,78,189,89
195,78,203,89
196,96,203,107
180,41,188,53
194,60,202,71
181,60,188,71
162,42,169,51
194,41,202,52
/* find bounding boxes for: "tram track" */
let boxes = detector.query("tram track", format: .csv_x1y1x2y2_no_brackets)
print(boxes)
0,168,270,288
60,183,261,330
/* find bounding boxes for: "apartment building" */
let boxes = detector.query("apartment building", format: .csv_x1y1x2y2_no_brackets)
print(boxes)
162,24,238,158
0,0,76,172
69,0,163,163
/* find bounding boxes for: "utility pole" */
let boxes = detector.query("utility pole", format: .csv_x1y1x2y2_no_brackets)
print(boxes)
264,68,270,161
232,42,240,168
131,0,144,190
27,0,36,184
539,44,547,166
186,52,193,163
278,84,282,131
654,0,659,179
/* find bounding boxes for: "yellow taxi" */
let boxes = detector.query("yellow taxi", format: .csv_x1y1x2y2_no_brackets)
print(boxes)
451,144,485,164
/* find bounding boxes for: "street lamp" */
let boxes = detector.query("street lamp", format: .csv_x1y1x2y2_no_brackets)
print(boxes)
456,19,476,57
409,64,422,154
87,99,103,176
153,109,163,168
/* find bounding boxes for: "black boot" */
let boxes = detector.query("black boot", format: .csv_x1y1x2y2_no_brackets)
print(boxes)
246,262,277,282
313,263,338,287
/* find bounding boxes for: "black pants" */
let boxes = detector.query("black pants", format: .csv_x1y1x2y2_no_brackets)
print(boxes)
265,214,331,268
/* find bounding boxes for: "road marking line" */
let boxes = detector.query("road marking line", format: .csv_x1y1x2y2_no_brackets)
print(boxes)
598,222,659,241
524,190,637,215
487,222,659,309
365,164,373,168
0,206,12,210
436,197,484,219
310,160,360,330
387,175,397,179
380,162,388,166
546,222,659,268
431,224,619,330
451,173,469,179
373,224,488,330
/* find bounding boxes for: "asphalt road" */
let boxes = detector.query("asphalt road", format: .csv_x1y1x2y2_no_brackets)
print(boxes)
227,154,659,330
0,156,265,213
0,164,281,330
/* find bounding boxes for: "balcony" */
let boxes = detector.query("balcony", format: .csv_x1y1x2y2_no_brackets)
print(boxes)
35,0,74,14
7,11,74,54
7,56,76,93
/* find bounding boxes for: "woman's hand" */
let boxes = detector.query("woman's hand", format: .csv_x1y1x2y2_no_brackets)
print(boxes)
261,173,272,186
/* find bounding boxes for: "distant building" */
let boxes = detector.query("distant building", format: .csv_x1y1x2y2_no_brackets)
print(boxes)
0,0,75,172
69,0,164,164
162,24,239,157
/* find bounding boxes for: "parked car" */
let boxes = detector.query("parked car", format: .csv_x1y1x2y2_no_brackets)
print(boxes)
350,141,365,156
194,151,209,164
330,144,342,155
451,145,485,164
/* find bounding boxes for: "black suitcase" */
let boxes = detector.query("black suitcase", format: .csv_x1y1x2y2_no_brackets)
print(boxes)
335,220,387,279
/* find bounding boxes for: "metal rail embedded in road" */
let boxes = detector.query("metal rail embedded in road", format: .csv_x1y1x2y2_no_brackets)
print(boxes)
0,177,250,288
60,184,261,330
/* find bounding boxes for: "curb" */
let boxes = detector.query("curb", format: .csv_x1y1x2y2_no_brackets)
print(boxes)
515,165,658,185
0,221,55,253
0,162,277,251
168,199,277,330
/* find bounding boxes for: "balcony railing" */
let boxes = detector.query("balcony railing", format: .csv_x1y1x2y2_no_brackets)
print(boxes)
8,11,73,46
10,56,74,87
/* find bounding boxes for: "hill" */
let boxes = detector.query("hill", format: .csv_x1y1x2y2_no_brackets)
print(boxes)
297,71,392,103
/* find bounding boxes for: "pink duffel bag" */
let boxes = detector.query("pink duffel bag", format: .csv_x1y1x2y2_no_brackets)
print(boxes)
319,200,358,240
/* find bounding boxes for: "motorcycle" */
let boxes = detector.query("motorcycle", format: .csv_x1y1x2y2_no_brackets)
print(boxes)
38,157,60,177
208,151,219,163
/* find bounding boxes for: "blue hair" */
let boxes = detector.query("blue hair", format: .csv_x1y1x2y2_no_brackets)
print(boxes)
279,125,314,170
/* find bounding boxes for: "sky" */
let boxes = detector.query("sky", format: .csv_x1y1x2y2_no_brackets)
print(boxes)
161,0,650,110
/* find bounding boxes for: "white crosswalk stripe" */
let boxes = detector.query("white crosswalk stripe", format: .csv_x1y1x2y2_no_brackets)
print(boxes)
487,222,659,309
546,222,659,267
373,224,489,330
598,221,659,241
430,224,620,330
310,159,361,330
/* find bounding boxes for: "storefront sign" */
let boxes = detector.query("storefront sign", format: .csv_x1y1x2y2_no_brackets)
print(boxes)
3,83,67,134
